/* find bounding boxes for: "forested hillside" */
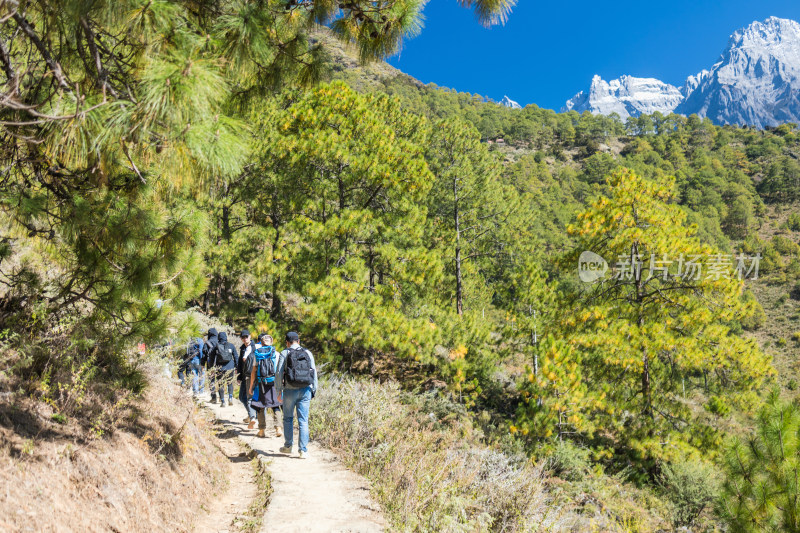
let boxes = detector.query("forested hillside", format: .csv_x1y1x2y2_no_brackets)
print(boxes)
2,3,800,532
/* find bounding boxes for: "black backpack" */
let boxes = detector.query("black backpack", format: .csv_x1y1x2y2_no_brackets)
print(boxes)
284,346,313,387
215,343,234,365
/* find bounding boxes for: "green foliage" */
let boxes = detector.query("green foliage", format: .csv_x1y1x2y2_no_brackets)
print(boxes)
773,235,800,256
425,117,510,315
739,291,767,331
759,157,800,203
548,441,593,482
706,396,732,417
561,168,772,462
658,459,720,529
516,335,596,441
719,391,800,532
788,212,800,231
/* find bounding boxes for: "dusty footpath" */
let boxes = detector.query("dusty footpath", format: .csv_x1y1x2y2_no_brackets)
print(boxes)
200,393,387,533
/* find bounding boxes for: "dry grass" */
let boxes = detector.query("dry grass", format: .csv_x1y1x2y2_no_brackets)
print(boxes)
0,359,228,532
311,377,592,532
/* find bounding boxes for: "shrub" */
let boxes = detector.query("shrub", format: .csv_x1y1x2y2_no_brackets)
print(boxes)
311,377,578,532
705,396,731,417
772,235,800,256
740,292,766,331
548,441,592,482
658,459,720,529
759,243,784,273
788,212,800,232
777,337,787,348
792,282,800,301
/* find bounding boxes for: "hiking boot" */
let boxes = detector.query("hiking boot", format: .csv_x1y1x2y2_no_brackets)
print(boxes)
210,397,218,404
257,429,265,438
242,417,251,424
248,419,256,430
274,426,282,437
298,450,309,460
220,401,226,407
279,446,292,454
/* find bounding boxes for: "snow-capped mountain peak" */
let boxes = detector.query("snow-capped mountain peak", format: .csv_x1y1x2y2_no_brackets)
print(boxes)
562,74,683,119
562,17,800,127
675,16,800,127
500,95,522,109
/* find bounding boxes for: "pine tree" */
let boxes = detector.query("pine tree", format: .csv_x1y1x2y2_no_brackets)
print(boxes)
0,0,515,347
425,118,510,315
562,168,772,461
252,83,443,372
719,391,800,533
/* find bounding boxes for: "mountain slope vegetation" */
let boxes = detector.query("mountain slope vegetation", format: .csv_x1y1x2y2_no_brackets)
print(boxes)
2,4,800,532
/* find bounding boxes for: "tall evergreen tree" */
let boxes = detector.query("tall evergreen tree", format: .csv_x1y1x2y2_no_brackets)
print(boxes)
561,168,772,461
426,118,509,315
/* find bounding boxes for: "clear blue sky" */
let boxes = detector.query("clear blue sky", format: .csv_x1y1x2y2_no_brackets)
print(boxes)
386,0,800,110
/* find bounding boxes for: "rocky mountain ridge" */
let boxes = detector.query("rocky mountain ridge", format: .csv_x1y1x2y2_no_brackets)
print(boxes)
562,17,800,127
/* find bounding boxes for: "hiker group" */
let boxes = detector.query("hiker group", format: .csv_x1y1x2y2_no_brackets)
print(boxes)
180,329,317,458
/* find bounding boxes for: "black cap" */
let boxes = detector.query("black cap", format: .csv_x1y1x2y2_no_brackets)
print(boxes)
240,328,250,338
286,331,299,342
258,331,269,340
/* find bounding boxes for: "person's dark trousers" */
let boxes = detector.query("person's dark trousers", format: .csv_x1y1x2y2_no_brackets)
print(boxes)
217,368,234,405
208,366,218,402
239,377,256,419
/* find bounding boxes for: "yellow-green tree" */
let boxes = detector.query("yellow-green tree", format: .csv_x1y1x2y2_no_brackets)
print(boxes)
562,168,772,461
516,335,598,441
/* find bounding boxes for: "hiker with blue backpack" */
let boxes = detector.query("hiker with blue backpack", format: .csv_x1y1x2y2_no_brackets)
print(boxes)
237,329,258,429
247,333,283,438
275,331,317,459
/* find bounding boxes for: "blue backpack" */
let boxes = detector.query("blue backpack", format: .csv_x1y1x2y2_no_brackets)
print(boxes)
252,346,276,403
255,346,276,384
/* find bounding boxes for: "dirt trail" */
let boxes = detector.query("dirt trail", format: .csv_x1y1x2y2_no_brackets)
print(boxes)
194,425,261,533
200,393,386,533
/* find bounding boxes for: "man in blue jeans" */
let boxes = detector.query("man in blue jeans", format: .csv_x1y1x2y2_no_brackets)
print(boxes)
276,331,317,459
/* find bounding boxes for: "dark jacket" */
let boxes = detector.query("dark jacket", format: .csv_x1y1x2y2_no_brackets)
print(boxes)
237,341,255,381
201,328,218,368
212,332,237,371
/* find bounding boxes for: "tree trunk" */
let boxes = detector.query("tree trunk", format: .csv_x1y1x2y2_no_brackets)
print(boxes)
271,220,282,319
271,276,282,319
454,177,463,315
633,240,653,420
368,248,375,292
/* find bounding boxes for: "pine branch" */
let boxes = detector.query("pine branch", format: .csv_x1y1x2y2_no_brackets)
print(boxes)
11,11,70,90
